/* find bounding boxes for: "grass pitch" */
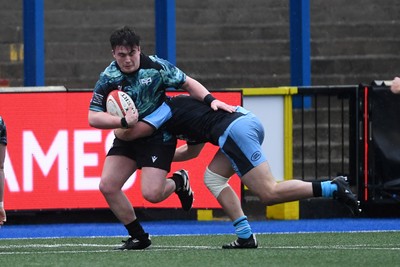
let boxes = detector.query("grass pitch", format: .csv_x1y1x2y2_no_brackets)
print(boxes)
1,232,399,267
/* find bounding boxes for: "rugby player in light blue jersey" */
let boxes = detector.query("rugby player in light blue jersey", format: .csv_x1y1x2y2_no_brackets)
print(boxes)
116,94,361,249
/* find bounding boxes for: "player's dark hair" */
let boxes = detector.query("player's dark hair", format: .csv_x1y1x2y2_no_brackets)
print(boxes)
110,26,140,50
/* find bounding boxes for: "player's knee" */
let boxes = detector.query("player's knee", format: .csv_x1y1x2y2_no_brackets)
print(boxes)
99,177,121,196
142,193,161,203
204,167,229,198
142,188,164,203
257,189,279,205
98,179,113,196
245,182,277,205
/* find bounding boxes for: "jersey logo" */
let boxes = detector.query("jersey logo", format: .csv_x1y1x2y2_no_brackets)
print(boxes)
251,151,262,161
151,156,158,163
140,77,152,85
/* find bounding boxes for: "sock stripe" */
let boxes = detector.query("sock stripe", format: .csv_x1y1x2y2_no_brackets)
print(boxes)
233,216,252,239
233,216,247,226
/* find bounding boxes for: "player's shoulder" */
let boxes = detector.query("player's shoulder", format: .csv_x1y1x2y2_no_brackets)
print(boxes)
100,61,123,80
140,54,163,71
147,54,182,72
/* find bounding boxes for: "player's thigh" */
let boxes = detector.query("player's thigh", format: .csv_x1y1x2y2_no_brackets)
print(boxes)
241,161,276,195
101,155,137,188
208,149,235,178
140,167,168,192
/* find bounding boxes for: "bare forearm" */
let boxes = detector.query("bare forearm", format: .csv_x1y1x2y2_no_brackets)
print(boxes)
181,76,210,101
88,107,138,129
181,76,236,113
114,121,155,141
88,110,123,129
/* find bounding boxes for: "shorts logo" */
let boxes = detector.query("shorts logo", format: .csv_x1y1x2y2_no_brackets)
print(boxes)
151,156,158,163
251,151,261,161
140,77,152,85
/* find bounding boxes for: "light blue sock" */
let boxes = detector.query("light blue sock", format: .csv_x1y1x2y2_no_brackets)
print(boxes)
233,216,252,239
321,181,338,198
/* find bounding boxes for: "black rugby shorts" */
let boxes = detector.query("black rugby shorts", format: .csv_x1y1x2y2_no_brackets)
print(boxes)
107,134,177,172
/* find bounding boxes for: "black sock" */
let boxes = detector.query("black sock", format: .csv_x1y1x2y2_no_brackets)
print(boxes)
125,219,146,239
170,174,182,192
312,181,322,197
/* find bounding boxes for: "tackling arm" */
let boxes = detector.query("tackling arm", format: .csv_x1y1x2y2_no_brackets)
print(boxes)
88,110,122,129
182,76,236,113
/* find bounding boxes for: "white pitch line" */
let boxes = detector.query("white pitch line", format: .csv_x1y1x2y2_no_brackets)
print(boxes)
0,243,114,249
0,243,399,256
268,245,400,250
0,250,114,255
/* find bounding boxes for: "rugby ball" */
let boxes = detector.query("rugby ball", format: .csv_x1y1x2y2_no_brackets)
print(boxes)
106,90,136,118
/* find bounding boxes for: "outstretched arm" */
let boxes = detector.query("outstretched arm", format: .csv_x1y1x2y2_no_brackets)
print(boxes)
182,76,236,113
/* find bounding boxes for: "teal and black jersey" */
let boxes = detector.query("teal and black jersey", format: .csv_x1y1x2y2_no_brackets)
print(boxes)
89,53,186,120
0,116,7,145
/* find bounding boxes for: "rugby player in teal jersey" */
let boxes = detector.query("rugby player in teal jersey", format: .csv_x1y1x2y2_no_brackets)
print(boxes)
88,26,235,250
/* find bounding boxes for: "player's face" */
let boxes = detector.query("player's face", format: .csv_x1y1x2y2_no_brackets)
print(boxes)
112,45,141,73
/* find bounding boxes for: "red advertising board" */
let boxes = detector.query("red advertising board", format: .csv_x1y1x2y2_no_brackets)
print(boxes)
0,90,242,210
